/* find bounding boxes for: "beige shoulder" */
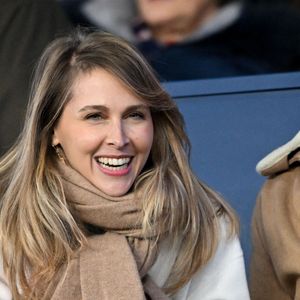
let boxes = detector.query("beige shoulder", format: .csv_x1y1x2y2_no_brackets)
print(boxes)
256,131,300,176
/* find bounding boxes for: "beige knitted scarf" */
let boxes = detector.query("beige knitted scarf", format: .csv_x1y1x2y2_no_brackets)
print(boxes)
43,162,169,300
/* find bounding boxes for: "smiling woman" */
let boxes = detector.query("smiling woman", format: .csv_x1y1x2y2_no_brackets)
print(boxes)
52,69,154,196
0,28,249,299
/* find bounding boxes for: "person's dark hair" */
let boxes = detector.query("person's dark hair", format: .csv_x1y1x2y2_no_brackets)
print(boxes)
217,0,240,6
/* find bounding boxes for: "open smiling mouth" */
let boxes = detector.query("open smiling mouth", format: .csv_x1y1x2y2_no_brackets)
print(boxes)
96,157,132,171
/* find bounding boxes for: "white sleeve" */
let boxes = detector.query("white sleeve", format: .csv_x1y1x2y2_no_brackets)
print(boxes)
0,280,11,300
174,219,250,300
0,257,12,300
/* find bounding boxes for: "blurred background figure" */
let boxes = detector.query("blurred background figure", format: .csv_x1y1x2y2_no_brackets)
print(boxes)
60,0,137,41
0,0,71,156
60,0,300,81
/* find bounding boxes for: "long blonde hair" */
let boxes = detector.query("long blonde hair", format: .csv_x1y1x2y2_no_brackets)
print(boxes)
0,28,237,298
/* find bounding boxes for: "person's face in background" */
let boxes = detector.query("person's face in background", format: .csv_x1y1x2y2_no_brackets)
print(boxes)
52,68,154,197
137,0,218,42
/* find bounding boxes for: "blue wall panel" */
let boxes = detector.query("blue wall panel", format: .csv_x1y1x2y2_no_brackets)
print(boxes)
165,72,300,273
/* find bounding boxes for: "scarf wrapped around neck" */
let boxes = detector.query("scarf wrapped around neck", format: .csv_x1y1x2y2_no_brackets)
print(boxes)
43,162,169,300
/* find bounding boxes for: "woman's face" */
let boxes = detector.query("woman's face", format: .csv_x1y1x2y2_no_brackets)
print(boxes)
137,0,213,29
53,68,154,197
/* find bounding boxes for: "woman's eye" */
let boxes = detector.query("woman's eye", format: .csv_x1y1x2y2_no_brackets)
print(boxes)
128,111,145,120
85,113,103,121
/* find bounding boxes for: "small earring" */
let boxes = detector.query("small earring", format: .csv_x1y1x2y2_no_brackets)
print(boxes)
52,144,65,162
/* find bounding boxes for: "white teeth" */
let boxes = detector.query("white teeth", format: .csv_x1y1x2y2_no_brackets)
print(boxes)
101,164,127,171
97,157,131,166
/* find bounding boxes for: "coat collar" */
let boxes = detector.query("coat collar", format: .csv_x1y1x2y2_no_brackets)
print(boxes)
256,131,300,176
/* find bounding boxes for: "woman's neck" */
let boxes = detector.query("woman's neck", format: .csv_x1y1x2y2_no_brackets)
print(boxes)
150,4,219,44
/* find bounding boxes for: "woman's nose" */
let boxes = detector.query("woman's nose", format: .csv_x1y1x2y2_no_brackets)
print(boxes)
106,121,129,148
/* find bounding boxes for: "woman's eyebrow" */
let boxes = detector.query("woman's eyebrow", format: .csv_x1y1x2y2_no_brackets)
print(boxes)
78,105,108,112
123,104,148,113
78,104,148,114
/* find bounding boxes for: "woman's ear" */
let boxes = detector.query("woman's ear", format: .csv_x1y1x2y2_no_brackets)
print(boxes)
52,129,60,147
51,129,67,163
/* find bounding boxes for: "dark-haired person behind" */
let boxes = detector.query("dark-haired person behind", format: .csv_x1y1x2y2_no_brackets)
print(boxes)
0,29,249,299
64,0,300,81
251,131,300,299
0,0,72,156
135,0,300,81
